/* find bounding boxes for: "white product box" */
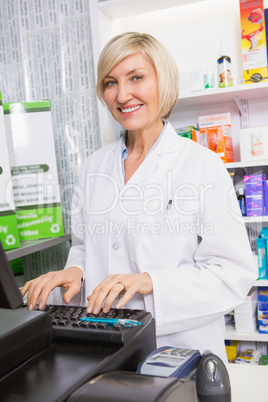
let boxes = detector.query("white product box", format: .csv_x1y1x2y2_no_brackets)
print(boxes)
179,70,204,93
240,126,268,161
4,100,64,242
0,92,20,250
234,288,258,333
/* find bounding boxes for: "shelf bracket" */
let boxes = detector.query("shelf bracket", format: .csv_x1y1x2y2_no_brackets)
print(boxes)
235,96,250,129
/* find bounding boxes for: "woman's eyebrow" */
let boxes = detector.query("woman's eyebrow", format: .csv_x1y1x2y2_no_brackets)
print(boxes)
104,68,145,80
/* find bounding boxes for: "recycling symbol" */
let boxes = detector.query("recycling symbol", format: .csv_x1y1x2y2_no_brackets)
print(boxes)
50,223,60,233
5,234,16,246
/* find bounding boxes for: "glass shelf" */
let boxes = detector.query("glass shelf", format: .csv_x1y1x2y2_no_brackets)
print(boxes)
6,234,71,261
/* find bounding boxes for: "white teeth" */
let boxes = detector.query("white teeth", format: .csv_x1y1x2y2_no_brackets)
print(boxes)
120,105,142,113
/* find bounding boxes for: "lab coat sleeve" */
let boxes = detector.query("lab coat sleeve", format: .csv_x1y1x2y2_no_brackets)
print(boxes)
147,158,257,337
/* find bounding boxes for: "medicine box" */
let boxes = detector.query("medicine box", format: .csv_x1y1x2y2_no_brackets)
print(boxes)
179,70,204,94
0,92,20,250
198,113,234,163
4,100,64,242
239,0,268,84
256,237,268,279
240,126,268,161
225,340,240,361
258,305,268,333
234,288,258,333
244,174,268,216
235,349,261,364
257,287,268,333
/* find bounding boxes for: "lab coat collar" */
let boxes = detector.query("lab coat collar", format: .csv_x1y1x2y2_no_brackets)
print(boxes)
106,122,179,189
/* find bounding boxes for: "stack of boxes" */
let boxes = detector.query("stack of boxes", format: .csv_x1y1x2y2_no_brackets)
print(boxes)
176,113,234,164
3,100,64,242
0,92,20,250
244,174,268,217
258,287,268,334
0,92,64,280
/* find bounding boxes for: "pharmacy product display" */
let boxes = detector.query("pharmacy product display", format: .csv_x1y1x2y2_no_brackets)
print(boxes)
239,0,268,83
0,92,20,250
4,100,64,242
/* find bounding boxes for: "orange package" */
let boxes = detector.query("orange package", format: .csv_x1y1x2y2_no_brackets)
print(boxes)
198,113,234,163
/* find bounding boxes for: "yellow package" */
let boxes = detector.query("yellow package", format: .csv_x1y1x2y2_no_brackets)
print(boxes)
239,0,268,83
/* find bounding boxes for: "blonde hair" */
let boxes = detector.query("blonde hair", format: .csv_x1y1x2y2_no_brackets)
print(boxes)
96,32,179,119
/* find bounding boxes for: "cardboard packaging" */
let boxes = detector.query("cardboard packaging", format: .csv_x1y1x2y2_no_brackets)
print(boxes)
257,288,268,333
244,174,268,216
239,0,268,84
225,340,240,361
4,100,64,242
179,70,204,93
235,349,261,364
256,237,268,279
265,8,268,66
240,126,268,161
234,288,258,333
0,92,20,250
198,113,234,163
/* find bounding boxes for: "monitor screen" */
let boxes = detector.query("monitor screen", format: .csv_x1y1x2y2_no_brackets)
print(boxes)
0,241,23,309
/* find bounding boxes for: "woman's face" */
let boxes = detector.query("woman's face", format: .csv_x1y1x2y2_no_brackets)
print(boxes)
103,52,161,133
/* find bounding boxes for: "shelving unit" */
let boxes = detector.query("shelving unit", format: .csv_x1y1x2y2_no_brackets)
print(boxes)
6,234,71,261
7,234,71,282
97,0,206,18
225,325,268,342
177,81,268,111
93,0,268,345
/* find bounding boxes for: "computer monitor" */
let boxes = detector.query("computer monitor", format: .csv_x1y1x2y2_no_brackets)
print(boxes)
0,241,23,309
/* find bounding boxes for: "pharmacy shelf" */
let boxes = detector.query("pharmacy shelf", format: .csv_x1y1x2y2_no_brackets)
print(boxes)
98,0,206,19
225,325,268,342
226,160,268,169
6,234,71,261
243,216,268,224
176,81,268,110
255,280,268,287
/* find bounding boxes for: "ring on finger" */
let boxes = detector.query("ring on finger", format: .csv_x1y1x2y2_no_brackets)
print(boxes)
117,281,126,291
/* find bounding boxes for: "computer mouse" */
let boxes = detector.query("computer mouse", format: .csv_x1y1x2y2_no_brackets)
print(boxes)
196,353,231,402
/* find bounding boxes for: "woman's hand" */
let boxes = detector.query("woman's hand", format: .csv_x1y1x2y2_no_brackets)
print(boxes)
20,266,83,310
86,272,153,314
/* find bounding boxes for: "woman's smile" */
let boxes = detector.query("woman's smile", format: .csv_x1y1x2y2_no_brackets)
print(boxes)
118,104,143,115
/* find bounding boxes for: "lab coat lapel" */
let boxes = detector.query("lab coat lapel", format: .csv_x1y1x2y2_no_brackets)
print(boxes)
128,122,180,187
106,142,124,189
106,122,179,191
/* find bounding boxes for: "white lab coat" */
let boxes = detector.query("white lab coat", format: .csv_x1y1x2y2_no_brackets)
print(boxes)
65,122,256,361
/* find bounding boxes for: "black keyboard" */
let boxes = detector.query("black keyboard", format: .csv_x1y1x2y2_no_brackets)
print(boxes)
25,304,152,345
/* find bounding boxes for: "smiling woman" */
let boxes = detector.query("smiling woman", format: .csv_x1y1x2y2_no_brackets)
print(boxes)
96,32,179,120
102,52,162,141
21,32,256,363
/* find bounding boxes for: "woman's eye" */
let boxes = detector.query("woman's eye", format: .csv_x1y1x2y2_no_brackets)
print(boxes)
132,75,143,82
104,80,116,87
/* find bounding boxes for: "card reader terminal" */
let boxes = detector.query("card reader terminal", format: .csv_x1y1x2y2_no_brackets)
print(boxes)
137,346,201,379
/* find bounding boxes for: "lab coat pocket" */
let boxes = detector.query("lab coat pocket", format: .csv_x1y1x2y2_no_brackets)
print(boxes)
128,211,199,271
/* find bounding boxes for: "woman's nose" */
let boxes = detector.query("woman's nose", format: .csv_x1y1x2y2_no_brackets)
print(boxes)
117,83,132,104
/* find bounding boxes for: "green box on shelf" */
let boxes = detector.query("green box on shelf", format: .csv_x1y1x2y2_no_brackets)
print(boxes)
0,91,20,250
4,100,64,241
